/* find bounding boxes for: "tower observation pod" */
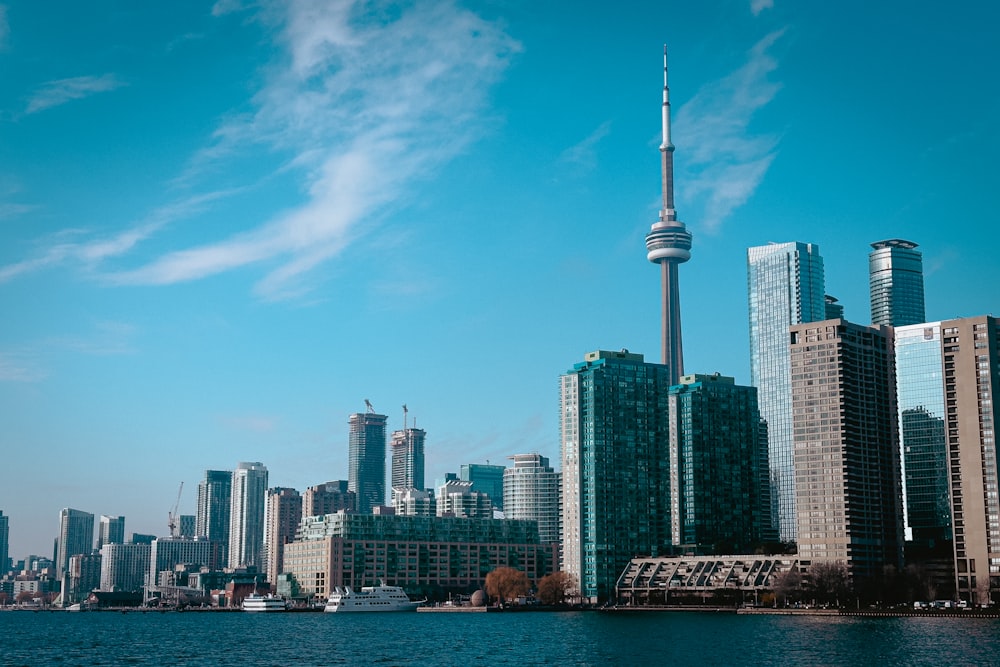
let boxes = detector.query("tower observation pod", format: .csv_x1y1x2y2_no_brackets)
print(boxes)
645,45,692,385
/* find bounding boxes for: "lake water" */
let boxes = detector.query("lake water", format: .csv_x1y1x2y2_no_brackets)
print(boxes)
3,610,997,666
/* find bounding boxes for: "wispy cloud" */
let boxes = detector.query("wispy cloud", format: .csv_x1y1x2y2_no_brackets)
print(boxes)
751,0,774,16
25,74,125,114
110,0,519,300
218,413,278,433
675,30,785,232
559,121,612,172
0,5,9,50
0,351,47,383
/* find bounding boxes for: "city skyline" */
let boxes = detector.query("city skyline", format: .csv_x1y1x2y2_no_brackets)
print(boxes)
2,2,1000,557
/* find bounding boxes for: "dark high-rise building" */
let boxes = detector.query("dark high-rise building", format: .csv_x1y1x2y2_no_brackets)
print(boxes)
667,374,774,553
349,409,388,513
196,470,232,564
0,510,9,574
561,349,673,604
790,319,903,583
825,294,844,320
459,463,506,511
869,239,926,327
747,240,826,542
97,515,125,550
56,508,94,580
645,46,692,384
390,424,426,497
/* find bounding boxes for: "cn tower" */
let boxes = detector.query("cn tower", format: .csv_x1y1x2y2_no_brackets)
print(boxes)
645,46,692,385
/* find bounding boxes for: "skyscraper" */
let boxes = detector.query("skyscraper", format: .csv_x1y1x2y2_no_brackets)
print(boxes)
503,454,561,546
645,48,692,383
747,241,826,542
667,374,774,553
228,462,269,569
178,515,196,538
349,408,388,513
196,469,232,563
869,239,926,327
263,487,302,586
97,515,125,550
99,542,150,593
302,481,356,517
790,319,903,583
56,508,94,580
0,511,8,574
561,349,673,604
459,463,506,511
390,423,426,496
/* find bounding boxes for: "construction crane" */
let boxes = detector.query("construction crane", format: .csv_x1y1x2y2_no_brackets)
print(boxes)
364,398,375,413
402,404,408,430
167,481,183,537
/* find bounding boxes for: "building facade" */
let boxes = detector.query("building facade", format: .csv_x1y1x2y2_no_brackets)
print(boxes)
150,537,222,591
390,427,426,497
196,469,232,563
790,319,903,583
66,552,102,604
56,508,94,580
503,454,561,546
97,515,125,550
436,480,492,518
869,239,925,327
561,349,673,603
282,512,554,601
99,542,150,593
459,464,506,510
747,241,827,542
393,488,436,517
303,481,356,517
349,411,388,513
263,487,302,586
667,374,774,553
228,462,269,569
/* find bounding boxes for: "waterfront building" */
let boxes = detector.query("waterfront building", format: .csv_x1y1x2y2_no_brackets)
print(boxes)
747,241,826,542
561,349,673,604
66,552,102,604
97,515,125,550
934,316,1000,604
459,463,506,510
393,487,435,517
228,462,269,569
196,469,232,562
283,511,555,601
667,374,774,553
149,537,222,591
99,542,150,593
390,421,426,498
825,295,844,320
349,409,388,513
645,46,692,383
0,511,8,574
503,454,561,546
56,508,94,580
130,533,156,545
436,479,492,518
869,239,926,327
263,487,302,585
789,319,903,583
303,480,356,517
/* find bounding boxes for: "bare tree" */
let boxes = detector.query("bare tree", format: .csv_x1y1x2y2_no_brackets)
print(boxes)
809,561,851,607
484,567,530,607
537,571,577,606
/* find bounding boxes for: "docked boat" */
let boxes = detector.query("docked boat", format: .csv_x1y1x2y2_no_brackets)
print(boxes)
324,582,423,612
242,594,289,612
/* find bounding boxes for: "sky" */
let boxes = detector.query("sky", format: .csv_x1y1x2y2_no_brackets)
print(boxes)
1,0,998,559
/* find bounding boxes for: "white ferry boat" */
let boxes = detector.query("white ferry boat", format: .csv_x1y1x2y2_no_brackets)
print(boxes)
324,582,423,612
242,594,289,612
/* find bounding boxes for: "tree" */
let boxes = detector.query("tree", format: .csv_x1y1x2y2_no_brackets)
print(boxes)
16,590,37,605
484,567,530,607
0,591,8,607
537,571,577,606
809,561,851,607
772,567,802,607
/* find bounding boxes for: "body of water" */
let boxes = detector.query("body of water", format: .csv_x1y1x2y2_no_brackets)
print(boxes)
3,610,997,666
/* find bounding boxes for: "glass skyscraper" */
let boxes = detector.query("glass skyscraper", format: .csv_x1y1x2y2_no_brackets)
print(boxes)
228,461,269,568
503,454,561,545
349,411,388,513
747,242,826,542
56,508,94,580
869,239,926,327
196,469,232,564
459,463,506,511
560,350,672,604
390,428,426,495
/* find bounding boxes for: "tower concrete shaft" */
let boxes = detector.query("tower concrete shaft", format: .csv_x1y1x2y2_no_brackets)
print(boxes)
645,46,691,384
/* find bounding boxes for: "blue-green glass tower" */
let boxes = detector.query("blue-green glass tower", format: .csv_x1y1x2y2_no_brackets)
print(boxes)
560,350,673,604
747,241,826,543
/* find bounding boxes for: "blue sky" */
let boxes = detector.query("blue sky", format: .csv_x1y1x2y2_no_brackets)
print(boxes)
1,0,998,558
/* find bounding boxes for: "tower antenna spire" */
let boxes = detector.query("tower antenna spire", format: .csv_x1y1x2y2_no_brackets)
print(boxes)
661,45,674,212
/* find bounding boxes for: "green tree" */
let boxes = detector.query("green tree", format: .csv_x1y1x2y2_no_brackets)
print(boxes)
484,566,530,607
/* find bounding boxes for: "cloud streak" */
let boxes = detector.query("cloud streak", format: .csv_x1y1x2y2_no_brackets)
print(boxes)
110,0,519,300
675,30,785,232
751,0,774,16
559,121,612,172
25,74,125,114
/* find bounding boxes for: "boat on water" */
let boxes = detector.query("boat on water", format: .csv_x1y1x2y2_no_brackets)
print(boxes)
324,582,423,612
242,594,289,612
